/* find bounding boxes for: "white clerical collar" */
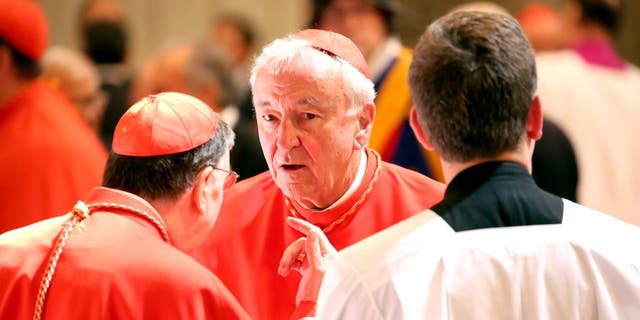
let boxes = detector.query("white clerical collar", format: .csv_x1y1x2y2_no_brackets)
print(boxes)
309,149,367,212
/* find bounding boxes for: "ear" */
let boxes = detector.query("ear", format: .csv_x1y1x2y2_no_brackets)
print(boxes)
192,166,216,216
409,108,435,150
526,96,543,141
353,102,375,150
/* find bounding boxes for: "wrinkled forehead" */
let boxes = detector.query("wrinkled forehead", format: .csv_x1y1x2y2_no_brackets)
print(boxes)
260,47,343,80
251,38,352,86
252,59,351,111
253,65,347,105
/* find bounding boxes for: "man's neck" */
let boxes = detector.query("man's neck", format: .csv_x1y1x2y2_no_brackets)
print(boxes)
149,194,196,252
442,151,532,184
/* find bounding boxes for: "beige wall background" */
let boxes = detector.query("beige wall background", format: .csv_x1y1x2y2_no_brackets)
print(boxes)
39,0,640,69
394,0,639,65
39,0,311,68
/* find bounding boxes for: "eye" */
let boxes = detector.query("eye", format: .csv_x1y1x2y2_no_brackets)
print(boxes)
262,114,277,122
303,113,317,120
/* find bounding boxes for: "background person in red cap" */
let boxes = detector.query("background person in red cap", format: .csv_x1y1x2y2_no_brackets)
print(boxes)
188,28,445,320
0,0,107,234
0,92,251,319
310,0,444,182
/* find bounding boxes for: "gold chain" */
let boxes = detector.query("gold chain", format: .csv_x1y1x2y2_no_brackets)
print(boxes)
284,150,382,235
33,201,170,320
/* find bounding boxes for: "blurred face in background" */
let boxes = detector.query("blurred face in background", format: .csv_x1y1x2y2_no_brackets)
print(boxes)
42,48,107,133
317,0,387,60
210,20,251,67
66,72,107,132
153,45,191,94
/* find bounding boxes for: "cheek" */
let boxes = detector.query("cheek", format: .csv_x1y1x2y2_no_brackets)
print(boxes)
258,137,271,153
258,131,277,167
257,124,274,148
310,129,353,161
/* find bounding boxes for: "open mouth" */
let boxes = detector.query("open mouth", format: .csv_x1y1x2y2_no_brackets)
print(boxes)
281,164,304,170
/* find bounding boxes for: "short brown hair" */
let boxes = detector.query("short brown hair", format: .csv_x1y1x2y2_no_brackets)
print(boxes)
409,11,536,162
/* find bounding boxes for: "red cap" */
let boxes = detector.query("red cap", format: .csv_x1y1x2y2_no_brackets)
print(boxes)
292,28,371,80
112,92,219,157
0,0,49,60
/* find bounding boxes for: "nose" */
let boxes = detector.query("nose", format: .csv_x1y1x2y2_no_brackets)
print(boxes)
276,117,301,150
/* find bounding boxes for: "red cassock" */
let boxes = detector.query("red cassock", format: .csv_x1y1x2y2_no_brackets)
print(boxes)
0,187,250,320
189,148,445,319
0,80,107,234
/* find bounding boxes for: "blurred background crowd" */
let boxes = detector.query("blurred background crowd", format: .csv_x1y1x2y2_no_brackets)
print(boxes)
2,0,639,233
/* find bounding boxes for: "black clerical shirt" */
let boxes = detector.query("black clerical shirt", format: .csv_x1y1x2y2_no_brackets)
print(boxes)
432,161,563,232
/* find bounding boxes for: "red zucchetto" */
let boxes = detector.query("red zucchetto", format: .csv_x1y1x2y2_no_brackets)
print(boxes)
0,0,49,60
112,92,218,156
292,28,371,80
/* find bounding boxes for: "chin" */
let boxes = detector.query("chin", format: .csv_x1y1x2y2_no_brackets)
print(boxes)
278,183,307,201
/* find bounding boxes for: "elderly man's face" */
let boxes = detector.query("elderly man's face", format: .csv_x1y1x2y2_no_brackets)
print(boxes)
253,56,365,209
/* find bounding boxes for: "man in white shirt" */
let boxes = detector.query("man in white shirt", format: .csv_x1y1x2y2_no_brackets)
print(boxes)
279,10,640,319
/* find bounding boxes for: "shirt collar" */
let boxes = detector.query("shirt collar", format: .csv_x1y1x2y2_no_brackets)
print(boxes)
85,187,168,231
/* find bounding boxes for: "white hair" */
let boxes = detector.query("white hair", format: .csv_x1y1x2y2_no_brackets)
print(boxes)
250,35,376,116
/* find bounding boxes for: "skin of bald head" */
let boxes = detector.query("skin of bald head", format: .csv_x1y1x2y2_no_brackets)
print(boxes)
153,44,194,96
151,42,237,112
42,46,106,132
250,35,376,209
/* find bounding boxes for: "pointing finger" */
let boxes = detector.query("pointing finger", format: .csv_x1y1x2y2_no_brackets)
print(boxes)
279,237,306,276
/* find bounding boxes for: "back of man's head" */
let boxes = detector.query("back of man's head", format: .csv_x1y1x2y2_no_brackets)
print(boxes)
408,11,536,163
185,43,238,107
0,0,49,79
102,92,235,200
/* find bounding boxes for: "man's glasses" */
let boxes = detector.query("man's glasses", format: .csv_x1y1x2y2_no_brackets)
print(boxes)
212,167,240,189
